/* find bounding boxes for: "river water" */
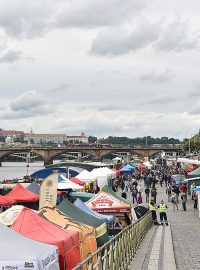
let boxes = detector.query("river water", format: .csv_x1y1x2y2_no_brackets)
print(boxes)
0,162,45,181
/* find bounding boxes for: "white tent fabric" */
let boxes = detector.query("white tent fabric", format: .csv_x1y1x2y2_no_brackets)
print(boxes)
177,158,200,165
143,161,153,169
90,169,110,189
76,170,97,183
58,174,82,190
0,222,59,269
0,205,24,226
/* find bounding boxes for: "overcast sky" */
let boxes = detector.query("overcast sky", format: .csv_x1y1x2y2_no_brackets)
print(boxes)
0,0,199,139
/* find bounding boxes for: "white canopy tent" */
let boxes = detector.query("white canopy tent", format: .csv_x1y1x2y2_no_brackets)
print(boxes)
90,168,110,189
58,174,82,190
76,170,97,183
177,158,200,166
0,222,59,269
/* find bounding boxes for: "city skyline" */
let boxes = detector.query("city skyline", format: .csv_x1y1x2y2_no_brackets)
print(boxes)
0,0,200,139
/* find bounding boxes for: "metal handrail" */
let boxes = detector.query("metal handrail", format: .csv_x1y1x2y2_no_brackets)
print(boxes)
73,212,153,270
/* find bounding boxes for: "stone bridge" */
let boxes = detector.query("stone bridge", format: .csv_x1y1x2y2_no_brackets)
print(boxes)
0,146,183,166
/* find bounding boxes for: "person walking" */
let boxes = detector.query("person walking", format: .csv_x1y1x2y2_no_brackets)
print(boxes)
166,184,172,202
193,191,198,212
151,187,157,203
145,187,150,203
181,193,187,211
157,200,168,226
149,200,158,225
171,192,179,211
131,186,138,204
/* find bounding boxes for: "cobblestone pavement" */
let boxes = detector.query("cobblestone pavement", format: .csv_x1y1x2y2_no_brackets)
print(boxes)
120,182,200,270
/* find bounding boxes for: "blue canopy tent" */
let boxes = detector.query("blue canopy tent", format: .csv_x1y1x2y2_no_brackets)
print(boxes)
26,182,40,195
74,198,113,224
125,164,135,170
119,166,132,175
31,167,80,180
192,187,200,191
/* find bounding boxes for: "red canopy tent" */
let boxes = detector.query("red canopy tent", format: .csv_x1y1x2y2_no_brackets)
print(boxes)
70,177,85,186
137,164,145,170
3,183,39,203
0,195,16,206
11,207,81,270
111,168,120,177
86,190,131,214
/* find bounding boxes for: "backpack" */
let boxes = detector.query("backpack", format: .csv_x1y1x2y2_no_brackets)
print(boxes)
171,195,176,203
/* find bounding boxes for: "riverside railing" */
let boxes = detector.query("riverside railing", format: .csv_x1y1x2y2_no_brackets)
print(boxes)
73,212,153,270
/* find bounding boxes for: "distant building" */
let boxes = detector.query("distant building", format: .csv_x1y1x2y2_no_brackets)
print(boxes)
0,129,25,138
25,131,88,144
66,132,88,143
0,129,88,145
25,133,66,144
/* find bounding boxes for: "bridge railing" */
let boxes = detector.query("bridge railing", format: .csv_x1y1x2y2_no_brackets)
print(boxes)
73,212,153,270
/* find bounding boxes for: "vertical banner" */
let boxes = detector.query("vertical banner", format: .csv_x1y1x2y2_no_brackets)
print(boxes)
39,172,58,210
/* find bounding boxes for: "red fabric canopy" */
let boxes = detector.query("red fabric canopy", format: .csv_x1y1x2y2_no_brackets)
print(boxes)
0,195,16,206
138,164,145,170
3,183,39,203
111,168,120,176
70,177,84,186
11,207,81,270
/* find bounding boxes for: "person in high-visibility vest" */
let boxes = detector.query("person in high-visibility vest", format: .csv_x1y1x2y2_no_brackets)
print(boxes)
157,200,168,226
149,199,158,225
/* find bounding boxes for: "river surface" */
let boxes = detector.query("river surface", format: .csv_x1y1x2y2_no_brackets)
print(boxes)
0,162,45,180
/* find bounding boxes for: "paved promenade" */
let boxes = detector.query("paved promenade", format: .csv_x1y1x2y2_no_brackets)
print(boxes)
123,183,200,270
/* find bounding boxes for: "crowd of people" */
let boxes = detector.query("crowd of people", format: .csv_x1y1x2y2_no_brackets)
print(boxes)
112,164,199,226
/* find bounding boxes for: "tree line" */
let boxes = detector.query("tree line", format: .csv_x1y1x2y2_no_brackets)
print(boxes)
88,135,181,146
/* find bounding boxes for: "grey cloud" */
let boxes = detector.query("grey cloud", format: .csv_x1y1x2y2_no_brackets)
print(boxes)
155,20,199,52
10,91,45,112
0,0,59,39
0,50,24,63
97,105,120,111
56,0,147,28
140,69,174,83
189,106,200,115
148,94,176,104
186,86,200,98
90,21,160,56
47,83,73,93
90,19,200,56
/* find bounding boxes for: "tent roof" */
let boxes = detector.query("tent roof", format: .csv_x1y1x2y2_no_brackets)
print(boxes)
74,198,113,224
0,195,16,206
57,198,104,228
102,185,132,205
26,182,40,195
11,207,77,253
31,167,67,179
0,205,25,226
70,177,85,186
2,183,39,203
58,175,82,190
188,167,200,177
86,190,131,213
38,204,95,242
119,166,131,172
70,191,95,202
125,164,135,169
76,170,96,181
0,221,58,262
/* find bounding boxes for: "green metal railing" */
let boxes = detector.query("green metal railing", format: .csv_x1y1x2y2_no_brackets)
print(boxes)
73,212,153,270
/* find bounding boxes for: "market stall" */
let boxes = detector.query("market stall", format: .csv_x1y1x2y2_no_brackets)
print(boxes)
0,222,59,270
